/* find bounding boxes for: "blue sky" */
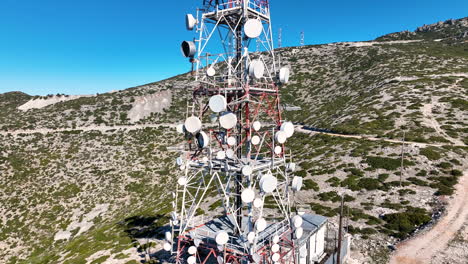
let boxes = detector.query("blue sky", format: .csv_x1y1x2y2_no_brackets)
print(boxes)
0,0,466,95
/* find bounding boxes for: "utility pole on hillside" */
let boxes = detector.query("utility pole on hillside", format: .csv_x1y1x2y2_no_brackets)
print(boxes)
400,131,406,187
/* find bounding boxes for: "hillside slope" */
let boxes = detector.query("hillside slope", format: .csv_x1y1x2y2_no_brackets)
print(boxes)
0,17,467,264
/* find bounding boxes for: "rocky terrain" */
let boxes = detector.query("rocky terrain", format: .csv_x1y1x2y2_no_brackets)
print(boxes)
0,17,467,264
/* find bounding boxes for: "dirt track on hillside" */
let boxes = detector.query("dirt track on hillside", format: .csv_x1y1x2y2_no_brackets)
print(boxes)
389,169,468,264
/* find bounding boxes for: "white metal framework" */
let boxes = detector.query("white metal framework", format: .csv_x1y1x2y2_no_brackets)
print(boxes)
166,1,305,264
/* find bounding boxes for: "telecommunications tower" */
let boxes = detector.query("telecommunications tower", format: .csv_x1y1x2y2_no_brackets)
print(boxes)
162,1,327,264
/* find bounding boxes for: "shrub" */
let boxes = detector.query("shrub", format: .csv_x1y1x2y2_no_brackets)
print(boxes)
419,147,442,160
357,178,381,190
302,179,319,191
378,173,390,182
365,156,413,170
382,207,431,238
416,170,427,177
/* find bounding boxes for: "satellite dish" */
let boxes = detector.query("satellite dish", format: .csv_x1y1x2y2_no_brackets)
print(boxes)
251,135,260,145
165,231,173,241
178,177,188,186
253,197,263,208
227,136,237,146
188,246,197,255
256,218,267,231
274,146,282,155
217,151,226,160
247,232,256,243
252,121,262,131
287,162,296,172
181,41,197,58
293,215,303,228
260,174,278,193
219,112,237,129
209,95,227,113
196,131,209,148
272,253,280,262
176,124,185,134
210,114,218,123
194,238,202,247
291,176,303,192
176,156,184,166
242,165,253,176
217,256,224,264
186,14,197,30
249,60,265,79
207,67,216,77
171,212,178,220
272,235,280,244
226,149,235,159
271,243,280,253
275,131,287,144
280,122,294,138
279,67,290,84
241,188,255,203
185,116,202,133
216,231,229,245
202,156,209,163
252,253,261,263
163,242,172,251
187,256,197,264
244,19,263,38
295,227,303,239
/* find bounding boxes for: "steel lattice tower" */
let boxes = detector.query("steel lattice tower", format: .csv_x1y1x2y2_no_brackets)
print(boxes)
164,1,306,264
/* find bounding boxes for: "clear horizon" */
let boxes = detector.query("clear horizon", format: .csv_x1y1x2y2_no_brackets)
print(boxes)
0,0,467,96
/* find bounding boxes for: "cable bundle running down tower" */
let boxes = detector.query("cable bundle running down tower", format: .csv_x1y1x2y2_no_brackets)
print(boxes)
164,1,313,264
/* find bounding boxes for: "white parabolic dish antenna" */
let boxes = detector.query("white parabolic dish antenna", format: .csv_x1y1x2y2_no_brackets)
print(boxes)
272,243,280,253
253,197,263,208
241,188,255,203
187,256,196,264
196,131,209,148
249,60,265,79
163,242,171,251
256,218,267,231
272,235,280,244
215,231,229,245
178,177,187,186
260,174,278,193
219,112,237,129
292,176,303,191
247,232,256,243
274,146,282,155
209,95,227,113
188,246,197,255
181,41,197,57
226,149,235,158
185,116,202,133
295,227,303,239
251,135,260,145
186,14,197,30
293,215,303,228
244,19,263,38
217,151,226,160
227,136,237,146
279,67,290,84
280,121,295,137
242,165,253,176
252,121,262,131
176,124,185,134
272,253,280,262
207,67,216,77
275,131,287,144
